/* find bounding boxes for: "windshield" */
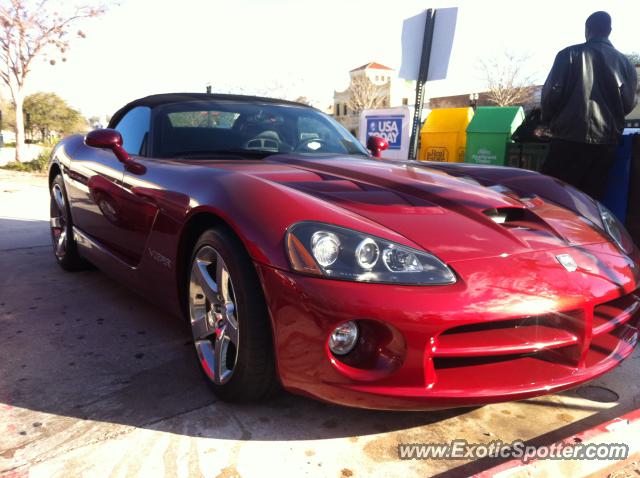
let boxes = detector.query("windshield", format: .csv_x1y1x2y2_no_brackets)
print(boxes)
152,100,368,158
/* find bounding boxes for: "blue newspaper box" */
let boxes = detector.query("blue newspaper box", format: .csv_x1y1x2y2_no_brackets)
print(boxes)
602,133,635,222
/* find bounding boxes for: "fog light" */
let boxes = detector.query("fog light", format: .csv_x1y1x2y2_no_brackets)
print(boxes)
329,321,359,355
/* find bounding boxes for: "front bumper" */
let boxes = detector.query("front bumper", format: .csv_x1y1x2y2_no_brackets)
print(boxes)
256,242,640,410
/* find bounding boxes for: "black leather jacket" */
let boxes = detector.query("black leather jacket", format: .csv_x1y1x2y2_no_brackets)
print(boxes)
541,38,637,144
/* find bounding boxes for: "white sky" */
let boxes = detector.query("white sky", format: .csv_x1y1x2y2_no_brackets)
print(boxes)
12,0,640,119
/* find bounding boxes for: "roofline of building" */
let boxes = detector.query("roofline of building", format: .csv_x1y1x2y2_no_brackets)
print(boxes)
349,62,394,72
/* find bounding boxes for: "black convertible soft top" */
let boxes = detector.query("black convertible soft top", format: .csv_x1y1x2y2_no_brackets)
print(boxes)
108,92,311,128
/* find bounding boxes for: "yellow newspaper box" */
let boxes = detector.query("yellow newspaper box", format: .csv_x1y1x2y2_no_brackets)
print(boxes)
418,107,474,162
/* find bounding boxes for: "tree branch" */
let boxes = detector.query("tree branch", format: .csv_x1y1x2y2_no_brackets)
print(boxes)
479,50,537,107
0,0,107,161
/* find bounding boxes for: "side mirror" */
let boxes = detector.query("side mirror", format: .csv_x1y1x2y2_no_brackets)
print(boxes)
85,129,129,163
366,135,389,158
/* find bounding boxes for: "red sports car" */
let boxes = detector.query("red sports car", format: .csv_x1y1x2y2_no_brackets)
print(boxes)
48,93,640,410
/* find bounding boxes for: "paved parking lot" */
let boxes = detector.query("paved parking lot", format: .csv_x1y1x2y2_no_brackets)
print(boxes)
1,170,639,478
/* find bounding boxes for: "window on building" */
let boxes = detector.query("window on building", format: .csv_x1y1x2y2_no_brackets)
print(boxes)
343,104,348,116
402,98,408,106
335,104,340,116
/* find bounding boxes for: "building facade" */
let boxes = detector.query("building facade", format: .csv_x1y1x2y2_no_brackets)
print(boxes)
626,64,640,125
333,62,415,136
428,86,542,111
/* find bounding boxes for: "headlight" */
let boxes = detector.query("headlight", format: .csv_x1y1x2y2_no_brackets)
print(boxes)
598,203,633,254
285,222,456,285
311,231,340,267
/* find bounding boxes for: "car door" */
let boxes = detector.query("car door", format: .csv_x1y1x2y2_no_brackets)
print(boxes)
66,106,152,265
115,107,166,267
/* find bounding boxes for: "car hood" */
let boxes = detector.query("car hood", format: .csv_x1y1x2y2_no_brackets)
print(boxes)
224,154,609,263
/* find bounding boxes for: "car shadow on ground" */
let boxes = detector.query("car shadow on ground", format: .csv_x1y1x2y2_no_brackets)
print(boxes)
0,218,472,442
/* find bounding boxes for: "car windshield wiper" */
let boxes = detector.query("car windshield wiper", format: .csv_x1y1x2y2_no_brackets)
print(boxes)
167,149,285,159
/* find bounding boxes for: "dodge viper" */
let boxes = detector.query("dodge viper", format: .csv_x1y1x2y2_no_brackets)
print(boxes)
48,93,640,410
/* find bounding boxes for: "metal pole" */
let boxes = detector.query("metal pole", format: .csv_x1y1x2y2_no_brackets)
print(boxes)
408,9,436,161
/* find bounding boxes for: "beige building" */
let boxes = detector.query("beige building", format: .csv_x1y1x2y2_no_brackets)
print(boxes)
333,62,415,136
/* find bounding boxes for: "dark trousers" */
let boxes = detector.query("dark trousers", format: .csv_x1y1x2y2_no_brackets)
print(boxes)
541,139,617,201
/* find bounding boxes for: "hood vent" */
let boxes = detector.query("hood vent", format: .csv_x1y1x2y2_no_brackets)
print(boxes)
483,207,563,241
484,207,525,225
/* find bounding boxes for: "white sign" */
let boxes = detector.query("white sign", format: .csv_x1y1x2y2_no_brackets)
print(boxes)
359,107,411,160
399,7,458,82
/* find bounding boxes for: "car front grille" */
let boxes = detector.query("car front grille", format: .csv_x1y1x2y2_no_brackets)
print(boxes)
426,291,640,391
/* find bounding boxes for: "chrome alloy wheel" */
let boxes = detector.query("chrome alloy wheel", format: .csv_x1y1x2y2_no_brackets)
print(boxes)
189,245,239,385
50,183,68,259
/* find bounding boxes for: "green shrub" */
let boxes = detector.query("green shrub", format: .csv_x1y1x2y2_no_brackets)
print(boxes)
1,147,51,174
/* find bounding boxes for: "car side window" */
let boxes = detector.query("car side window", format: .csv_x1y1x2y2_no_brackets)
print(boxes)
114,106,151,155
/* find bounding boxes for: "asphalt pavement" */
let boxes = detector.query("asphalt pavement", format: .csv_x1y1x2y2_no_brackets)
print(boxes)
0,170,638,478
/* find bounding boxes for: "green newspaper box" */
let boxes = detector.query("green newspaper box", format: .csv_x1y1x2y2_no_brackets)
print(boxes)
464,106,525,165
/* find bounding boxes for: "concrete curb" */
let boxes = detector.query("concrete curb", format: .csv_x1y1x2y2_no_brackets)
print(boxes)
473,408,640,478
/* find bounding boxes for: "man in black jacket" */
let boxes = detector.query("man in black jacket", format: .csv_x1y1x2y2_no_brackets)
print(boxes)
541,11,637,200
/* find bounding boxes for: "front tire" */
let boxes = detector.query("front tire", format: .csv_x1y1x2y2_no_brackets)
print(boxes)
49,174,86,271
187,228,277,402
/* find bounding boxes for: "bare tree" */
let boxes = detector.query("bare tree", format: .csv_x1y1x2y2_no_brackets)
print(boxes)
0,0,106,162
214,76,311,104
626,52,640,99
626,52,640,66
479,51,537,107
294,96,311,106
347,76,387,115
